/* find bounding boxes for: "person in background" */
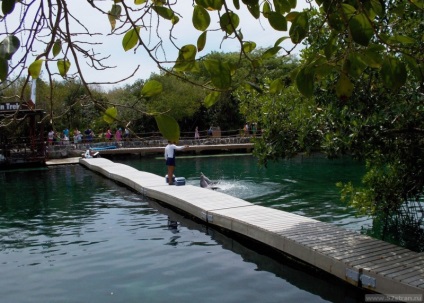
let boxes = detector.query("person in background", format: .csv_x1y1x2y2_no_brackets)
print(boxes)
73,129,79,144
105,128,112,140
194,126,200,140
124,127,130,140
164,141,189,185
63,128,69,141
76,129,82,143
54,131,61,145
62,132,70,145
243,123,249,136
48,129,54,145
84,128,93,143
115,128,122,142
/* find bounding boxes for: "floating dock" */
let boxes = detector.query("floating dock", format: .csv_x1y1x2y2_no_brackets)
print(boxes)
79,158,424,296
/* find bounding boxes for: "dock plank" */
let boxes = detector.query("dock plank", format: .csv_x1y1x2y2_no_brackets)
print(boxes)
79,158,424,296
360,253,422,272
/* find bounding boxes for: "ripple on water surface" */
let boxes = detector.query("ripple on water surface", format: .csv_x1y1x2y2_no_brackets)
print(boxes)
0,163,367,303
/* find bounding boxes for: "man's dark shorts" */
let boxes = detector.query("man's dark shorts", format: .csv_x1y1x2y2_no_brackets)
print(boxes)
166,157,176,166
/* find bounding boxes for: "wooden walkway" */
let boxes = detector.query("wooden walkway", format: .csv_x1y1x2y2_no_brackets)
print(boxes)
79,158,424,296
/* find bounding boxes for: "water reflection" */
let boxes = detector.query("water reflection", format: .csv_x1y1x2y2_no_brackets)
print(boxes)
152,200,367,303
0,163,370,302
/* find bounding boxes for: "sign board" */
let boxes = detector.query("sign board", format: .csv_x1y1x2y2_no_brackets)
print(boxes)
0,102,21,111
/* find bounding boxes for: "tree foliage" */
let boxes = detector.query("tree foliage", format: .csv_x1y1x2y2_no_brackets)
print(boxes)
208,1,424,233
1,0,422,127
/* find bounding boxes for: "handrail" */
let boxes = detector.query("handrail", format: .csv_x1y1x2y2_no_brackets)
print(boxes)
43,128,261,145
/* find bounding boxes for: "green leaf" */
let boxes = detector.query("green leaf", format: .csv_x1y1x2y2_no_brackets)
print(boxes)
404,54,423,83
288,0,297,9
171,15,180,25
242,41,256,53
173,44,198,72
369,0,383,17
135,0,147,4
0,35,20,60
286,11,298,22
151,0,165,5
153,6,174,20
362,47,383,68
389,35,415,45
0,58,8,82
335,73,354,98
57,59,71,77
204,92,220,108
274,37,289,47
195,0,223,10
345,53,367,78
178,45,197,61
155,114,180,142
2,0,15,15
203,59,232,89
193,5,211,31
380,56,407,91
295,66,314,97
108,3,121,30
349,13,374,46
273,0,291,14
219,12,240,35
242,0,259,5
367,43,386,52
262,2,271,18
262,46,281,59
289,12,308,44
141,80,163,98
28,60,44,79
233,0,240,9
251,59,262,68
52,40,62,58
314,63,335,78
341,4,356,18
247,3,260,19
103,107,118,124
269,78,284,94
268,12,287,31
197,31,207,52
410,0,424,9
109,4,121,18
244,81,263,93
327,12,344,32
122,27,140,51
324,33,337,59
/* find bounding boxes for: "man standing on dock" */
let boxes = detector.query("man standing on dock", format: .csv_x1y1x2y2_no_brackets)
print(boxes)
165,141,189,185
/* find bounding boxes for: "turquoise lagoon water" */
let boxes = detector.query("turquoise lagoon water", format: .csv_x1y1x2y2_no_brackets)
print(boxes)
0,154,369,302
118,153,370,231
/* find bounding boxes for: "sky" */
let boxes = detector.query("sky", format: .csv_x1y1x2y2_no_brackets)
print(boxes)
4,0,311,90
